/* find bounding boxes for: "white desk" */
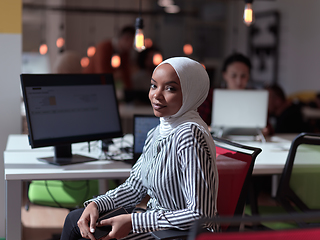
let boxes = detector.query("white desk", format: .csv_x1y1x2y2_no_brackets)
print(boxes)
4,134,133,240
4,134,294,240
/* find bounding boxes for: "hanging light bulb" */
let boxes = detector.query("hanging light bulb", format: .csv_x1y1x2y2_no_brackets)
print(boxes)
87,46,96,57
39,43,48,55
144,38,153,48
134,17,146,52
56,37,65,48
111,54,121,68
243,0,255,26
183,43,193,55
81,57,90,68
153,53,163,66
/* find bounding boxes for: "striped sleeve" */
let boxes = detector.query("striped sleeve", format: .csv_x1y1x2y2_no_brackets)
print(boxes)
84,157,148,212
84,129,157,212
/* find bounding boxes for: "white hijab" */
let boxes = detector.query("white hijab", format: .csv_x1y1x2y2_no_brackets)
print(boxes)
154,57,218,213
154,56,217,158
154,57,211,138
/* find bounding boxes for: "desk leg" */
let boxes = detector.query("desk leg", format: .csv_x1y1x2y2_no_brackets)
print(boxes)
6,180,22,240
271,174,280,198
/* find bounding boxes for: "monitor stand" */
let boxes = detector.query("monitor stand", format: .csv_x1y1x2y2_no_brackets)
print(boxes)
38,144,98,166
215,127,266,143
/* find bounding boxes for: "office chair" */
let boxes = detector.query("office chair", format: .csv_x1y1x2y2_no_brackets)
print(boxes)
151,136,262,239
188,211,320,240
246,132,320,229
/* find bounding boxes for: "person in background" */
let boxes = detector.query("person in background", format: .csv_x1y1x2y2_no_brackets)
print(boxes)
264,83,310,135
53,50,82,74
198,53,252,126
128,46,162,104
308,92,320,109
60,57,219,240
307,92,320,132
82,26,135,91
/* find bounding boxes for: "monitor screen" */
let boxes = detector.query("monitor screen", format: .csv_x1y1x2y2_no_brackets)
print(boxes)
133,114,160,163
211,89,268,136
21,73,123,165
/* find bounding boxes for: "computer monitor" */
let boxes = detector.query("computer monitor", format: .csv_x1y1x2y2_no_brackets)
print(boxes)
133,114,160,163
20,73,123,165
211,89,269,138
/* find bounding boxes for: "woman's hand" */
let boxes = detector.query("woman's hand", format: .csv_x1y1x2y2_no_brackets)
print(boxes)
77,202,99,240
98,214,132,240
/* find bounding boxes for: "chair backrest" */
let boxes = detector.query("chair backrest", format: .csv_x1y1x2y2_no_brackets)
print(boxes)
212,136,261,230
276,133,320,215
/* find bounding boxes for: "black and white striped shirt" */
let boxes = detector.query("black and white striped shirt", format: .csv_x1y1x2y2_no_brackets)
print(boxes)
86,122,218,235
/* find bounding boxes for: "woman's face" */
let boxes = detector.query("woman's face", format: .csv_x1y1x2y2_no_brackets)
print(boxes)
149,63,183,117
223,62,250,89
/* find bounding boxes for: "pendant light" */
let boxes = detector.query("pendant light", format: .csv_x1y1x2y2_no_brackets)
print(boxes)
39,12,48,55
183,43,193,55
153,53,163,66
134,0,146,52
87,24,96,58
56,24,65,53
243,0,255,26
111,0,121,68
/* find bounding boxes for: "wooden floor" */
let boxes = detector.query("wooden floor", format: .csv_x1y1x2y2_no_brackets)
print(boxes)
21,182,69,240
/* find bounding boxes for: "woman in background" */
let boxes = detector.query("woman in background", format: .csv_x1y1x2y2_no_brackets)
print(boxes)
198,53,252,126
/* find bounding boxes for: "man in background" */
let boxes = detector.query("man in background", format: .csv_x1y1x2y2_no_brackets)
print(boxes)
83,26,135,91
266,84,310,134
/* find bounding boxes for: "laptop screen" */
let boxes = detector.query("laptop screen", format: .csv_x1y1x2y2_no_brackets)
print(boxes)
133,114,160,162
211,89,269,130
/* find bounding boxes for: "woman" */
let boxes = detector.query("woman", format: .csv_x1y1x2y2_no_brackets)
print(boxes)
60,57,219,240
198,53,252,125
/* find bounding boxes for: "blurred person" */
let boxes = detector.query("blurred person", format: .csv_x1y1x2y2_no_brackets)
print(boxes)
83,26,135,91
128,47,162,104
264,83,310,135
53,50,82,74
308,92,320,109
198,53,252,126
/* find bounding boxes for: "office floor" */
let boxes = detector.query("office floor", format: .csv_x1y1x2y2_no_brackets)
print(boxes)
21,182,68,240
20,180,279,240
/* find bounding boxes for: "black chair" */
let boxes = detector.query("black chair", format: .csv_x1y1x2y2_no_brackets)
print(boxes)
247,132,320,229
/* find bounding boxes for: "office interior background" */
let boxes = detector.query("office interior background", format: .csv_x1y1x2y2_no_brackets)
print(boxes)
1,0,320,238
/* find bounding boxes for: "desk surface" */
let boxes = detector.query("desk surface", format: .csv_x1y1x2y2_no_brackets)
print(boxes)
5,134,296,178
4,134,133,181
231,134,295,174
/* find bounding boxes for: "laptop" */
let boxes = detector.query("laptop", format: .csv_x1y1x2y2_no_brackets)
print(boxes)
132,114,160,164
211,89,269,137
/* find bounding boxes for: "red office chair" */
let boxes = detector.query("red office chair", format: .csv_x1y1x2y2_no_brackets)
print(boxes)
189,211,320,240
213,136,261,231
151,136,262,239
196,228,320,240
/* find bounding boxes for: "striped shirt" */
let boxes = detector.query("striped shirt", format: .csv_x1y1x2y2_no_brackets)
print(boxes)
85,122,218,236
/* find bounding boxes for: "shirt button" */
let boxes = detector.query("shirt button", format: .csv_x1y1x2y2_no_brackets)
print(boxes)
150,227,153,231
142,228,145,231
